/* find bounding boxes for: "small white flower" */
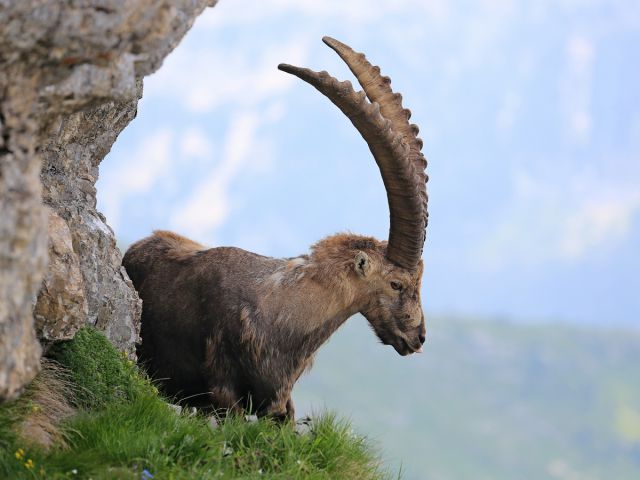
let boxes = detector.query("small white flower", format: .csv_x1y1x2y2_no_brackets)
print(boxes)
222,441,233,457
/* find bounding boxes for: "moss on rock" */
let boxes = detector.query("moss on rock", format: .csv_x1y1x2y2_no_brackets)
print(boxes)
48,327,152,409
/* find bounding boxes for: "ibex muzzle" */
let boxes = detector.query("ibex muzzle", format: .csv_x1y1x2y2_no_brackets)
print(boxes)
123,37,429,420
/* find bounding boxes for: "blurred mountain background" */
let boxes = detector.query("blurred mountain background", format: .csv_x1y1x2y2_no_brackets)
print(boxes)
102,1,640,478
295,317,640,479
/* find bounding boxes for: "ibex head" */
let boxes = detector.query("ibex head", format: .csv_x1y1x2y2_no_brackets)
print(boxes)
355,248,426,356
280,37,429,356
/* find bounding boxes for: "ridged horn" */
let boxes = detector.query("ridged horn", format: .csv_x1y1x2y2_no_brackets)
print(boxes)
278,37,428,269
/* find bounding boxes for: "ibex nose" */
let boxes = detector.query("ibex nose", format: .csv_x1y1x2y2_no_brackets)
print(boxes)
419,333,426,345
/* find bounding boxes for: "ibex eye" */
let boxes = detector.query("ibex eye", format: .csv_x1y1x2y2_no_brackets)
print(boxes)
390,281,403,291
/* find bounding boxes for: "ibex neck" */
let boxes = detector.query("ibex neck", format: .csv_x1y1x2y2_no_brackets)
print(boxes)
258,255,364,359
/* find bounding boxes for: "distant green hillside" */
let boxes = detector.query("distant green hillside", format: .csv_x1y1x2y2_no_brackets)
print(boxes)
293,317,640,480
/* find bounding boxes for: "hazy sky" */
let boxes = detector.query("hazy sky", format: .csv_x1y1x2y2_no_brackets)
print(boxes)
98,0,640,326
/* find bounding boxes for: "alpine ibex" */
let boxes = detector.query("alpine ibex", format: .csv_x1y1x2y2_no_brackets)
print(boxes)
123,37,428,420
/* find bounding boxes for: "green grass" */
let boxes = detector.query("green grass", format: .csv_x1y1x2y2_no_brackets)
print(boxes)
0,390,31,463
3,398,385,479
47,327,154,410
0,327,389,479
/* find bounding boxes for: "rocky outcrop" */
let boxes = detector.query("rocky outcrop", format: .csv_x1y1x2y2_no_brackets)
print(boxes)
0,0,217,402
39,92,143,356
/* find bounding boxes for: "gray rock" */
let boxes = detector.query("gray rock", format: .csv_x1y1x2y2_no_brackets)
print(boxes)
0,0,217,402
295,416,313,436
39,97,144,356
34,210,88,344
168,403,183,415
0,40,48,403
208,416,219,430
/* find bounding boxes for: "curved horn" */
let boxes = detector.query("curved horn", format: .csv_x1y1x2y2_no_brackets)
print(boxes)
278,37,428,268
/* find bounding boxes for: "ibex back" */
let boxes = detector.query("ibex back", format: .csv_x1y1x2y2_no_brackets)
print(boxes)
123,37,429,421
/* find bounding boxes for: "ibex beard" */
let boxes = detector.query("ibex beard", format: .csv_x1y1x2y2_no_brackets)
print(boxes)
123,37,429,422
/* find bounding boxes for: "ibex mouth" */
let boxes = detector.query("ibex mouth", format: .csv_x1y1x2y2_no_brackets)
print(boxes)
395,336,423,356
372,326,423,356
407,331,426,353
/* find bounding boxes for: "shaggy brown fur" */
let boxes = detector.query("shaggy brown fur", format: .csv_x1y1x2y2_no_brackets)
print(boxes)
123,37,429,421
123,231,425,420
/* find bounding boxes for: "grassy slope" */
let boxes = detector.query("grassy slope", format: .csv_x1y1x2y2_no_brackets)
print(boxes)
0,328,390,480
5,399,382,479
294,316,640,480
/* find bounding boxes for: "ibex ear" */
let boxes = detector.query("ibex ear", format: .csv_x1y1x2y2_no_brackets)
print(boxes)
354,251,372,277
